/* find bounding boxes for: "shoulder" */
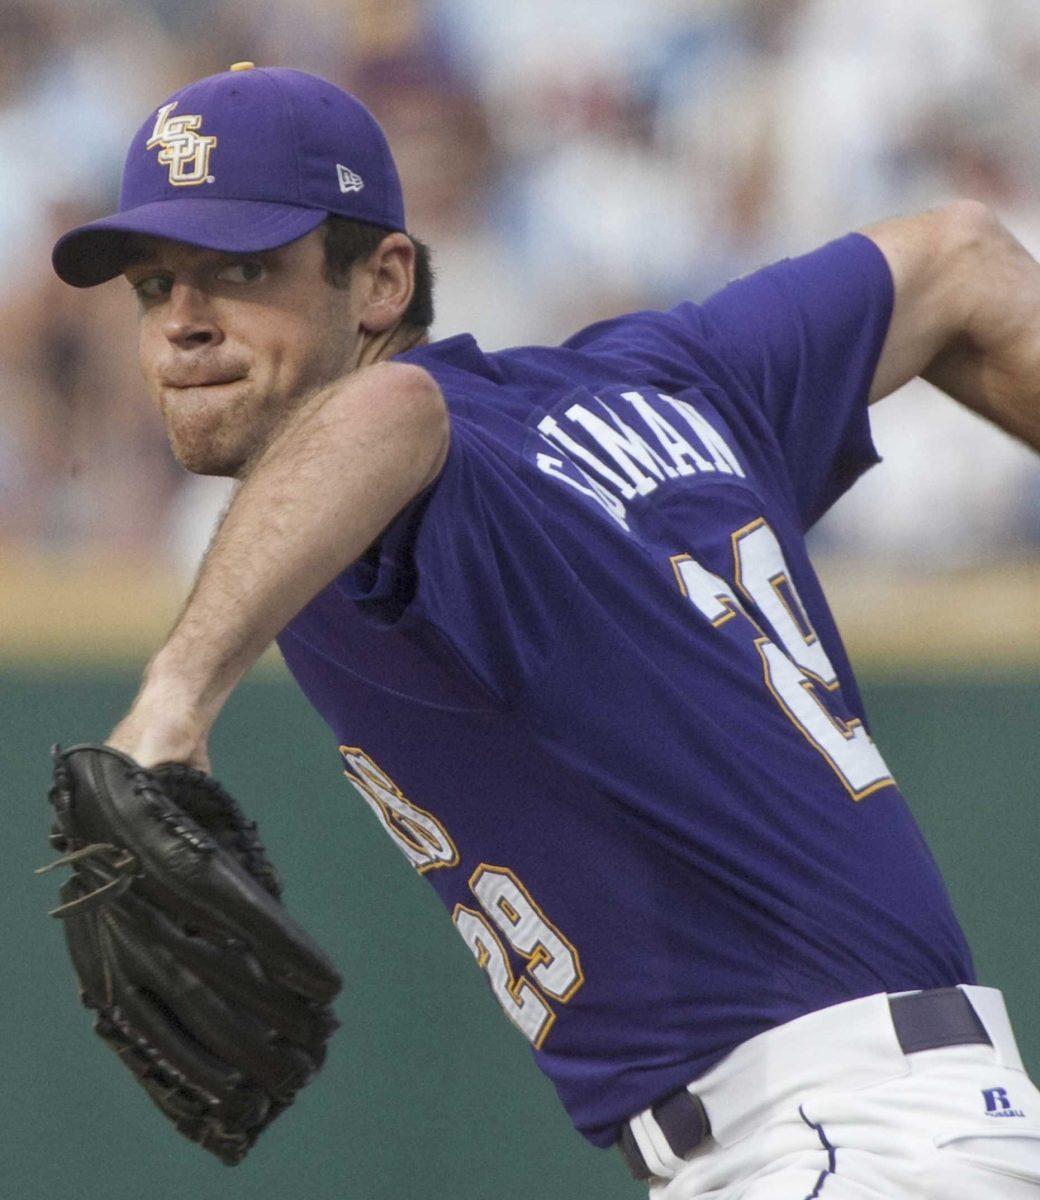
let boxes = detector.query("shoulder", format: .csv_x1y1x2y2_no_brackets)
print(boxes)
361,359,449,440
367,358,446,405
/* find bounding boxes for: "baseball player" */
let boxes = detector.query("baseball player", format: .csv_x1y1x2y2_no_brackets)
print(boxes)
50,65,1040,1198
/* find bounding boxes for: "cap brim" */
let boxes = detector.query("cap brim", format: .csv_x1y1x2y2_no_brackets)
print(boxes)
52,199,329,287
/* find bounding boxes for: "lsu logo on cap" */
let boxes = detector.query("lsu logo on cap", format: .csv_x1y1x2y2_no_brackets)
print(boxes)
146,102,217,186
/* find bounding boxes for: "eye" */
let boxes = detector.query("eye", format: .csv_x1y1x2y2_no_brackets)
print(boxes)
131,273,172,301
215,260,265,284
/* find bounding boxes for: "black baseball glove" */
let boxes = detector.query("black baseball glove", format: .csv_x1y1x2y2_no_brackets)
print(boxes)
39,744,342,1165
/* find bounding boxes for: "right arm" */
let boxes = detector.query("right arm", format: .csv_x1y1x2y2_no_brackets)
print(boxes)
863,200,1040,452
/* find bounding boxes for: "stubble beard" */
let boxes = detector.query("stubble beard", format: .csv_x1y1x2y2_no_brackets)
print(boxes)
161,381,272,478
159,325,356,478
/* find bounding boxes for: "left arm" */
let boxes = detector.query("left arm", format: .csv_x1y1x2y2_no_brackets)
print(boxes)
109,361,449,768
863,200,1040,451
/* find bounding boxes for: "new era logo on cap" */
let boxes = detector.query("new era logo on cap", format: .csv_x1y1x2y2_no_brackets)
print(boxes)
337,163,364,194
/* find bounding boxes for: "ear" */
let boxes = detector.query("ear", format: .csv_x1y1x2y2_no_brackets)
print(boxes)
357,233,416,334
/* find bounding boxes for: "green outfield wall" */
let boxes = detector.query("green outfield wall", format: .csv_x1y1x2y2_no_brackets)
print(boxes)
4,666,1038,1200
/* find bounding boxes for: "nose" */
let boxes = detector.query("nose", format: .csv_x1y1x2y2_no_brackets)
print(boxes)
161,282,225,350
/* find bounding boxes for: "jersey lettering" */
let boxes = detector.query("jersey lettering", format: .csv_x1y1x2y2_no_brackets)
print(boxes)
671,519,894,800
339,747,582,1047
470,866,584,1001
732,519,838,687
563,402,679,496
534,451,630,530
660,395,744,476
453,866,584,1048
339,747,459,872
536,388,745,522
453,906,557,1047
620,391,713,476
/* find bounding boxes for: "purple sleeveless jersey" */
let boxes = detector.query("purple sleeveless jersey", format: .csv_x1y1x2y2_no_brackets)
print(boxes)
277,233,974,1147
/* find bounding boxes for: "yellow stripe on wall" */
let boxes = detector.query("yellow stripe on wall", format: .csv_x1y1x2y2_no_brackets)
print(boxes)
3,550,1039,671
2,551,183,664
817,558,1040,674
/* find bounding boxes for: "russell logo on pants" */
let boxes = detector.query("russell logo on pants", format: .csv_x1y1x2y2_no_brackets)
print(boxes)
983,1087,1026,1118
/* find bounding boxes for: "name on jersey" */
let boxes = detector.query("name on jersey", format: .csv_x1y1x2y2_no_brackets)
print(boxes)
534,388,745,530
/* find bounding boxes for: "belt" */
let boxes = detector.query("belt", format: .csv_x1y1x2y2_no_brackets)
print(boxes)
618,987,993,1182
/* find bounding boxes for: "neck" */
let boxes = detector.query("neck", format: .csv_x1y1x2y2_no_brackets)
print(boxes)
354,323,429,369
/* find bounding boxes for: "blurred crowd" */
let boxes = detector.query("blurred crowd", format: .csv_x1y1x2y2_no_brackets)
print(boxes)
3,0,1040,575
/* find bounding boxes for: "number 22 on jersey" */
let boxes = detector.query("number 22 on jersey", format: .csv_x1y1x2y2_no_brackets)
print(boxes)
670,517,893,800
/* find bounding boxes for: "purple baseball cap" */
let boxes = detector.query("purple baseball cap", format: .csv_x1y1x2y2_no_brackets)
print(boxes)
52,64,406,288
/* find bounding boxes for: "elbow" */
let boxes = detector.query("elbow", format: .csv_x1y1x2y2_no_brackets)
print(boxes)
935,199,1030,344
917,200,1018,346
936,198,1011,276
940,198,1001,242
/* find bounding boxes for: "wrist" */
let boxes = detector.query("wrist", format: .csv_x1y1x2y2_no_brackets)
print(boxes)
106,701,210,771
107,651,228,769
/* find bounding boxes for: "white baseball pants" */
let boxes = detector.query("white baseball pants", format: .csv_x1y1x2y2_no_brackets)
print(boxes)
642,986,1040,1199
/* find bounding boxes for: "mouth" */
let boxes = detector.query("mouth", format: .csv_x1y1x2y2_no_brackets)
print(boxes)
164,374,245,388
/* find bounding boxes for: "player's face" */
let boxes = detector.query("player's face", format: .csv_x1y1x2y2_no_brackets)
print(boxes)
125,228,360,476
